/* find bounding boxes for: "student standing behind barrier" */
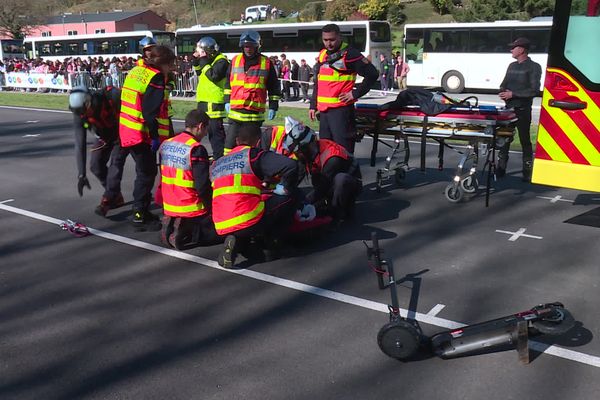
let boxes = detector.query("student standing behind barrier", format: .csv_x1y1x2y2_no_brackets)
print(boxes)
69,85,128,217
160,110,219,249
298,59,312,103
309,23,379,154
119,45,176,231
498,37,542,182
223,30,281,155
192,36,230,160
394,54,409,91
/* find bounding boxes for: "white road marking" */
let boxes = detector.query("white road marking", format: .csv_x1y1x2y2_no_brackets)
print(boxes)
427,304,446,316
0,199,15,204
1,202,599,368
22,134,40,138
537,195,574,203
25,120,39,123
496,228,543,241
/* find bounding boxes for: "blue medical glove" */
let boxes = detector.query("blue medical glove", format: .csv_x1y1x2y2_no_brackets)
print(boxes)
151,138,160,153
268,109,276,120
273,184,288,196
225,103,230,114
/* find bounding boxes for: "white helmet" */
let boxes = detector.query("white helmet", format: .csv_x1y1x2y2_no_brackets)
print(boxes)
282,116,315,152
69,86,91,112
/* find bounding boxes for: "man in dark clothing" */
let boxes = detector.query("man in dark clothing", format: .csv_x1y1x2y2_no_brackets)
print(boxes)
309,23,379,153
223,30,281,155
498,37,542,182
291,59,300,100
211,125,299,268
192,36,230,159
160,110,219,249
283,117,362,224
69,85,128,217
298,59,312,103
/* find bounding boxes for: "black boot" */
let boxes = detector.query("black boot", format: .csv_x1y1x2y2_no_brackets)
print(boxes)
522,160,533,183
132,209,162,232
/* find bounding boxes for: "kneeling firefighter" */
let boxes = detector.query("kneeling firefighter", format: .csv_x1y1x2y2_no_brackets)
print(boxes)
69,85,128,216
283,116,362,224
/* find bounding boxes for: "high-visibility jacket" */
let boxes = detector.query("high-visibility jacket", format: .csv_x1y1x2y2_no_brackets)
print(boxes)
210,146,265,235
311,139,350,173
228,54,270,122
195,53,227,118
316,43,357,112
119,65,171,147
269,126,297,160
160,132,208,218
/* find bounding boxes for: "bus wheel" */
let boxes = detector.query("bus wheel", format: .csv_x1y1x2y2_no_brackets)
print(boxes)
442,71,465,94
246,17,254,23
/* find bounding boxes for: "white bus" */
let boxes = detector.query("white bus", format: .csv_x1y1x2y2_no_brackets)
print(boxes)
404,20,552,93
23,30,175,62
0,39,25,60
175,20,392,65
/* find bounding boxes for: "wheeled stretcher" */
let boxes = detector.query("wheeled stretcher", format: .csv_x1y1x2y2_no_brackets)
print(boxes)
355,103,517,205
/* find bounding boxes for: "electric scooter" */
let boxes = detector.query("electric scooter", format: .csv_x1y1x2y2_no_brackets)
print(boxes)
367,233,576,363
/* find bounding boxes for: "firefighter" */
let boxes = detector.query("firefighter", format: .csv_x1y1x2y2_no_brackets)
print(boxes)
159,110,219,249
119,45,175,231
192,36,230,160
137,36,157,66
69,85,128,217
283,116,362,224
309,23,379,153
223,30,281,155
210,125,299,268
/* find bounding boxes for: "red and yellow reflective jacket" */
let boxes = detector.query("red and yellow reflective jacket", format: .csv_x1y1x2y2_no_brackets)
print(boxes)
316,44,357,112
229,54,270,120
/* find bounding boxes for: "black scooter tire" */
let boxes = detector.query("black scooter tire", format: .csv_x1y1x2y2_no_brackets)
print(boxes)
531,308,576,336
377,321,421,360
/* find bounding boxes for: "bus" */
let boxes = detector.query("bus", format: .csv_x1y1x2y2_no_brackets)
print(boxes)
532,0,600,192
404,20,552,93
23,31,175,62
0,39,25,60
175,20,392,65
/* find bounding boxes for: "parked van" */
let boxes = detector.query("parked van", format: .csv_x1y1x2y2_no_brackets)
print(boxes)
244,5,268,23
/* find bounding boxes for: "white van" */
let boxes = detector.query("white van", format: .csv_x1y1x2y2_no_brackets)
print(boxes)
244,5,268,23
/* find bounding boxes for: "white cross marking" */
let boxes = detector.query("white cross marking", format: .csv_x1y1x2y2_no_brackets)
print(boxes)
537,195,573,203
496,228,543,241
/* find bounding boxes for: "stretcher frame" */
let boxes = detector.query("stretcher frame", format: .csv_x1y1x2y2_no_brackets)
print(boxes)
355,104,517,206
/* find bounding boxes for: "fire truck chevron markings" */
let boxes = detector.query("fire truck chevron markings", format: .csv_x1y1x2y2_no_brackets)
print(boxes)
1,202,599,368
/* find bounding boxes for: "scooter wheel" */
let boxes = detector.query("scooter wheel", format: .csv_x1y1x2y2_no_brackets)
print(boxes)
444,184,463,203
460,176,478,193
377,321,421,360
532,308,576,336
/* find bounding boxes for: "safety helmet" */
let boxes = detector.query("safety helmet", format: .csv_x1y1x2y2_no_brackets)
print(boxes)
68,86,91,113
239,30,261,48
282,116,315,153
139,36,157,51
196,36,219,57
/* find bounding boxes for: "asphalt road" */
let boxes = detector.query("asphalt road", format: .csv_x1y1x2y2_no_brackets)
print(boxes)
1,105,599,400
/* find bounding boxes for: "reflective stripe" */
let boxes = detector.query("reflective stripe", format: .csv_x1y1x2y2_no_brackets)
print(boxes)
318,74,355,81
161,168,194,187
213,174,262,197
230,99,267,108
119,116,147,132
121,104,143,119
163,202,205,213
317,96,342,104
228,109,265,122
214,201,264,231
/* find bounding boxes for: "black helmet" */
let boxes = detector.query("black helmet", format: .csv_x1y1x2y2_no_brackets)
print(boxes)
196,36,219,57
239,30,261,48
139,36,157,52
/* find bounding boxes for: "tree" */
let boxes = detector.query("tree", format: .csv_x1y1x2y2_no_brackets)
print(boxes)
430,0,453,15
324,0,360,21
359,0,406,24
453,0,553,22
0,0,47,39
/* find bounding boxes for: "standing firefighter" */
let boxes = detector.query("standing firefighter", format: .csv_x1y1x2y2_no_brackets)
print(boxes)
193,36,230,160
137,36,157,66
223,30,281,155
119,45,175,230
69,85,128,216
309,23,379,153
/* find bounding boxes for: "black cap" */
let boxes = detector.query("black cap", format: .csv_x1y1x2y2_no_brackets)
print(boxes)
509,37,531,49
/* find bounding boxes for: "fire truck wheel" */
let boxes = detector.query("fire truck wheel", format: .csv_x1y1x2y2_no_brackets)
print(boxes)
377,321,421,360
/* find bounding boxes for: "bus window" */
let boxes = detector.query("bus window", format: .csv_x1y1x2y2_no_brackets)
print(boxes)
468,29,511,53
67,42,80,55
405,28,423,63
296,29,321,52
53,42,64,55
512,28,550,53
426,29,469,52
25,41,33,58
346,27,366,52
565,5,600,82
370,22,391,42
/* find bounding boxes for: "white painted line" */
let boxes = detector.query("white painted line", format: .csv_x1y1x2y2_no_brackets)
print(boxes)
427,304,446,316
22,134,40,138
0,199,15,204
1,202,599,368
537,195,574,203
496,228,543,241
25,120,39,123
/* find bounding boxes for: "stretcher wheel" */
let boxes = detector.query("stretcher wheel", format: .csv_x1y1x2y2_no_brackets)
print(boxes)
461,176,478,193
378,321,421,360
444,184,463,203
531,308,576,336
394,169,406,184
